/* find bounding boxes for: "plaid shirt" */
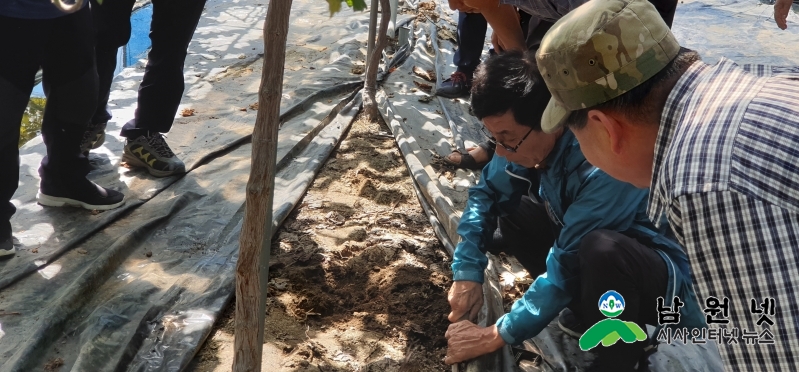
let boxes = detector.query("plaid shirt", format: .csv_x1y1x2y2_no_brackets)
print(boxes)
649,58,799,371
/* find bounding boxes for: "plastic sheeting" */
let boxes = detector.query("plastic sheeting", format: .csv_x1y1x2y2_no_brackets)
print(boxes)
378,0,799,371
3,0,797,370
0,0,377,369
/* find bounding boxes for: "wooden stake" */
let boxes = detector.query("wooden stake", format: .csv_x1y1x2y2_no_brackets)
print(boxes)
362,0,391,119
232,0,293,371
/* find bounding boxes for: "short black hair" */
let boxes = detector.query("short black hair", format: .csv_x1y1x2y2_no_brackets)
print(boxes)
470,50,552,131
564,48,701,130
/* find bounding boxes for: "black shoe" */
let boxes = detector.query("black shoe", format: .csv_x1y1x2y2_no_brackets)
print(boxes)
436,71,472,98
558,308,588,338
80,121,108,155
38,178,125,211
0,237,18,258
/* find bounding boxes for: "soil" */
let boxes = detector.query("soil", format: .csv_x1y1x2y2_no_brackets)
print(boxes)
190,113,453,371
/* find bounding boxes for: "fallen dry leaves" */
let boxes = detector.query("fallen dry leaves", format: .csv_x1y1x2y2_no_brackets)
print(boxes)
412,66,436,82
413,81,433,93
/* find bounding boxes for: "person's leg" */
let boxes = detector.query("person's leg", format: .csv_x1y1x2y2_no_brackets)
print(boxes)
82,0,137,153
121,0,206,137
38,6,124,210
118,0,205,176
518,10,532,37
578,230,669,371
485,191,556,278
0,15,41,246
647,0,678,28
39,7,97,185
438,12,487,98
90,0,136,126
453,12,488,76
524,17,553,53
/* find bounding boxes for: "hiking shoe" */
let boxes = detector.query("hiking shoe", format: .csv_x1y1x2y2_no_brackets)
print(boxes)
122,133,186,177
558,308,588,338
0,237,18,258
38,178,125,211
80,121,107,155
436,71,472,98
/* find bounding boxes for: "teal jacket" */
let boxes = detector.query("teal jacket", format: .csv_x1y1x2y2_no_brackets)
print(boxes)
451,130,706,344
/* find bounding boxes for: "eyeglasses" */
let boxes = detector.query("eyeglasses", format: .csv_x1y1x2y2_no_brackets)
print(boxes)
480,126,534,153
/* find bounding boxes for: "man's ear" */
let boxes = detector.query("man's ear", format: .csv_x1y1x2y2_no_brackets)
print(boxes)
586,109,624,155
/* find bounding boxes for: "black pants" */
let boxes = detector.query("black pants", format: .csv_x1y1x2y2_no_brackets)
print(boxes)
90,0,207,138
650,0,678,28
0,7,98,240
523,15,553,53
453,12,487,76
487,196,668,371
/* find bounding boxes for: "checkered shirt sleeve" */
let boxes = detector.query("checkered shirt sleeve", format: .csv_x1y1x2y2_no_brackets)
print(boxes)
649,59,799,371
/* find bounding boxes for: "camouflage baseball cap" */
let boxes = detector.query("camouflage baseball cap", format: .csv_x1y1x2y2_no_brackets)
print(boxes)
535,0,681,133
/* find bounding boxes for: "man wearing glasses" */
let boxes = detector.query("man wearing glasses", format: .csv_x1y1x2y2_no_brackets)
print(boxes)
444,51,706,369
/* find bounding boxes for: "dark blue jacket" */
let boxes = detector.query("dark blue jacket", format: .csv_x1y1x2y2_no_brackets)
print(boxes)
451,130,706,344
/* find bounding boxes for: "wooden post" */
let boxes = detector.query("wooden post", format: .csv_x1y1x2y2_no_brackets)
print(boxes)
232,0,293,371
362,0,391,119
366,0,378,66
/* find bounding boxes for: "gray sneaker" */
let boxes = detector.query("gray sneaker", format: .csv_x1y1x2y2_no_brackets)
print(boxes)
122,133,186,177
0,237,19,258
80,122,107,155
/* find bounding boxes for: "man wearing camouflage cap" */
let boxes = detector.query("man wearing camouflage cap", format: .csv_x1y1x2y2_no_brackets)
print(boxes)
444,50,706,371
536,0,799,369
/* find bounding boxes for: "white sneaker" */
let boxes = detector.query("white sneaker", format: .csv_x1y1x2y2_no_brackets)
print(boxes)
0,237,19,258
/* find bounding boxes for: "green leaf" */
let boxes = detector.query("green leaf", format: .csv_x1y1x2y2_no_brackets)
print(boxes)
96,0,103,4
326,0,367,14
351,0,367,11
326,0,342,15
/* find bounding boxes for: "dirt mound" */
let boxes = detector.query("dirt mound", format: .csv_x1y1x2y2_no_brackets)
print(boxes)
191,114,453,371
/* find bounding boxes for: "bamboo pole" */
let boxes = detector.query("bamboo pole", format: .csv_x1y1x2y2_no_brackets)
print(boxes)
232,0,293,370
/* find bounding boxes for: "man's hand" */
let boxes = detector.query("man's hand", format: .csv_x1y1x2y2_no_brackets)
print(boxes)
448,281,484,323
775,0,792,30
444,322,506,365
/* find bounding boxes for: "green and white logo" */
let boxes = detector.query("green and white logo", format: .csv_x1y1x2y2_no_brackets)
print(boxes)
599,291,625,317
579,291,647,351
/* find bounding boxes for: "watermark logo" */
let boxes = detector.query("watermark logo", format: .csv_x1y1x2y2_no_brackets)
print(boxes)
656,295,778,346
599,290,625,317
579,290,647,351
